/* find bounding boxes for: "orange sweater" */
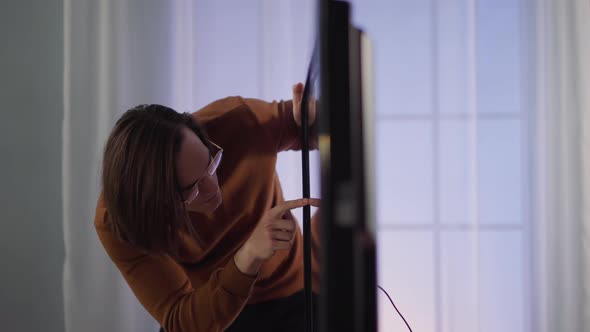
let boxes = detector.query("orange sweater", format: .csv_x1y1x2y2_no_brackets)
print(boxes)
94,97,319,332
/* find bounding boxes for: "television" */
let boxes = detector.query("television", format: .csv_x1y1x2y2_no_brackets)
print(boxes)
300,1,378,331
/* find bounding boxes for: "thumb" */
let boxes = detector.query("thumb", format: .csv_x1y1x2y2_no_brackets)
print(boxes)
292,83,304,98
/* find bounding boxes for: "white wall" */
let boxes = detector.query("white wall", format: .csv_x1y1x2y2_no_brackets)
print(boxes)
0,1,65,331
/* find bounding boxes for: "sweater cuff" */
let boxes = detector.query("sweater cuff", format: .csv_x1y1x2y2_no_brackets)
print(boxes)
219,258,257,299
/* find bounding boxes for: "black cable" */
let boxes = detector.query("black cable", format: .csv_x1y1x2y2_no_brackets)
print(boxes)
377,285,413,332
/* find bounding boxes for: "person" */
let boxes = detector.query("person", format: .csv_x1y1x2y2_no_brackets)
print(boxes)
94,83,321,332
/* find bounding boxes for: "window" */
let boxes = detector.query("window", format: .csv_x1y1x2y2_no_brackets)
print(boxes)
350,0,531,331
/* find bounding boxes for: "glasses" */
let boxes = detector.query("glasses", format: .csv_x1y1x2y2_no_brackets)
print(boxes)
183,140,223,205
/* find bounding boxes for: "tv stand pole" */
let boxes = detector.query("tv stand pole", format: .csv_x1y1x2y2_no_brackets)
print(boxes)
301,92,313,332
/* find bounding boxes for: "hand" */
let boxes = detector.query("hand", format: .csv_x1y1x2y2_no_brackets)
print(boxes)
292,82,317,127
234,198,321,275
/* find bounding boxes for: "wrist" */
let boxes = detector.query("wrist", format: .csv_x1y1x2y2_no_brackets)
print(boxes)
234,244,263,276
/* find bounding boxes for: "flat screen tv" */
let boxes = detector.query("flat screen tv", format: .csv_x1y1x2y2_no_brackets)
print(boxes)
299,1,377,331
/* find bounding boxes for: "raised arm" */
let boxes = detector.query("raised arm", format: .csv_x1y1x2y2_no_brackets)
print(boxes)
241,98,318,152
242,84,318,153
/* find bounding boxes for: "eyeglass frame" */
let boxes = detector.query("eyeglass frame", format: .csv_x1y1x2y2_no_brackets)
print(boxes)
182,140,223,205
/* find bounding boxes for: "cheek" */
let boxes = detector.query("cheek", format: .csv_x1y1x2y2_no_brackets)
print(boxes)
186,178,221,212
201,174,220,192
189,175,220,207
186,199,202,212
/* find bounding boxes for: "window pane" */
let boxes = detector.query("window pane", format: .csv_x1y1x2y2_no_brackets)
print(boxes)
480,231,525,332
441,230,526,332
378,231,436,332
377,121,433,225
441,231,478,332
439,120,476,224
477,0,522,114
351,0,433,115
478,119,523,224
437,0,469,114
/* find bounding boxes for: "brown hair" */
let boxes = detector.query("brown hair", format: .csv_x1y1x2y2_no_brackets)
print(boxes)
102,104,209,255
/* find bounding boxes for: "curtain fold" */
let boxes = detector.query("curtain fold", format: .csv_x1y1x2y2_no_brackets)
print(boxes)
580,0,590,327
63,0,161,331
533,1,590,331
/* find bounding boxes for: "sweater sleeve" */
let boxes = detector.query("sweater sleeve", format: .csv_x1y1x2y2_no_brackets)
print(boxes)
95,211,256,332
242,98,318,152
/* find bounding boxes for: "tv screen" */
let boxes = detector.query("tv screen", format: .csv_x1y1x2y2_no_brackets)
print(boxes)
299,1,377,331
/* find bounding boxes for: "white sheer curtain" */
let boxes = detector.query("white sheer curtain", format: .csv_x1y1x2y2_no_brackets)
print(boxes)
62,0,590,331
533,0,590,331
62,1,315,331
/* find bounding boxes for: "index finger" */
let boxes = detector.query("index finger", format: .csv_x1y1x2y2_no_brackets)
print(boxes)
308,198,321,207
270,198,309,217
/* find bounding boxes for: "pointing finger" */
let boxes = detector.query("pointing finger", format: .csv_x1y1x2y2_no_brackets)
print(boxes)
270,198,309,217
